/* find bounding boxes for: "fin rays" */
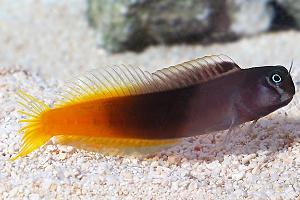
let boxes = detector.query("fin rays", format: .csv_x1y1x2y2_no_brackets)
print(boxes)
12,90,51,160
54,135,179,156
56,55,240,107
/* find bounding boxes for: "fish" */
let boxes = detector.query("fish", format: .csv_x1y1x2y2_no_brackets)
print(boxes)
12,55,295,160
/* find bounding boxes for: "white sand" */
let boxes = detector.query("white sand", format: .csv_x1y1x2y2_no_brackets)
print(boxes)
0,1,299,199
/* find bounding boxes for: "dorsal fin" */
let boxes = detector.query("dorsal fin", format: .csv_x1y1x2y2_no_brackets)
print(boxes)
55,55,241,107
55,65,157,107
152,54,241,89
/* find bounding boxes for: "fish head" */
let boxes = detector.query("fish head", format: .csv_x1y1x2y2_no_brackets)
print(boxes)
241,65,295,117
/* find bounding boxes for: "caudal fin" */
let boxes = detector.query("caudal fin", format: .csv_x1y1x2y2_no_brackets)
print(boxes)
11,90,52,160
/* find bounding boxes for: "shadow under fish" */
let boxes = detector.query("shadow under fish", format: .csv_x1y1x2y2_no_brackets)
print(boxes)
12,55,296,160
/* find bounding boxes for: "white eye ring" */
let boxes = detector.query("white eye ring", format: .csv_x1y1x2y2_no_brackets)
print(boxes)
271,73,282,84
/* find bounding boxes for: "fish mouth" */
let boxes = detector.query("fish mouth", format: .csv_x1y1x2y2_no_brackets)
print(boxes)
280,94,293,105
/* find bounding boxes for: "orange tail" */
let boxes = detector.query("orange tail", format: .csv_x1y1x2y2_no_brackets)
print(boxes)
11,90,52,160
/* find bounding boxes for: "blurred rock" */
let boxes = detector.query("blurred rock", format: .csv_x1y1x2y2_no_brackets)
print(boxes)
87,0,218,52
276,0,300,28
228,0,274,35
87,0,275,52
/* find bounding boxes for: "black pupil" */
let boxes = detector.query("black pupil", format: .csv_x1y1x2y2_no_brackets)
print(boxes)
272,74,281,83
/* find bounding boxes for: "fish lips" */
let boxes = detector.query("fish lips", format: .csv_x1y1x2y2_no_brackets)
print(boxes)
280,93,294,106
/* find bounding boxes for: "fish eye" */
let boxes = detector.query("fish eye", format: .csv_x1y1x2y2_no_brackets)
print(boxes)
270,73,282,84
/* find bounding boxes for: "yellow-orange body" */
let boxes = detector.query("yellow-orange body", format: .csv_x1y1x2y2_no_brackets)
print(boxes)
42,101,110,137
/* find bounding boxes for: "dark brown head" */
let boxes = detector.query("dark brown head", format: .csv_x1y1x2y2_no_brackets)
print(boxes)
239,65,295,118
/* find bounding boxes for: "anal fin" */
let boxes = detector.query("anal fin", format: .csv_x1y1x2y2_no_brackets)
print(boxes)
54,135,179,156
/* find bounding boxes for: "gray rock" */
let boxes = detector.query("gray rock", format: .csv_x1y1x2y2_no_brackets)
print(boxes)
276,0,300,28
228,0,274,35
87,0,217,52
87,0,275,52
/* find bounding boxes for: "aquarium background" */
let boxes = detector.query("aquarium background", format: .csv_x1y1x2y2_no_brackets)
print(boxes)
0,1,299,199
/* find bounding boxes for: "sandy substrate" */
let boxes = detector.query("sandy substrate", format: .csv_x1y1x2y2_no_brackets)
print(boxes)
0,1,299,199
